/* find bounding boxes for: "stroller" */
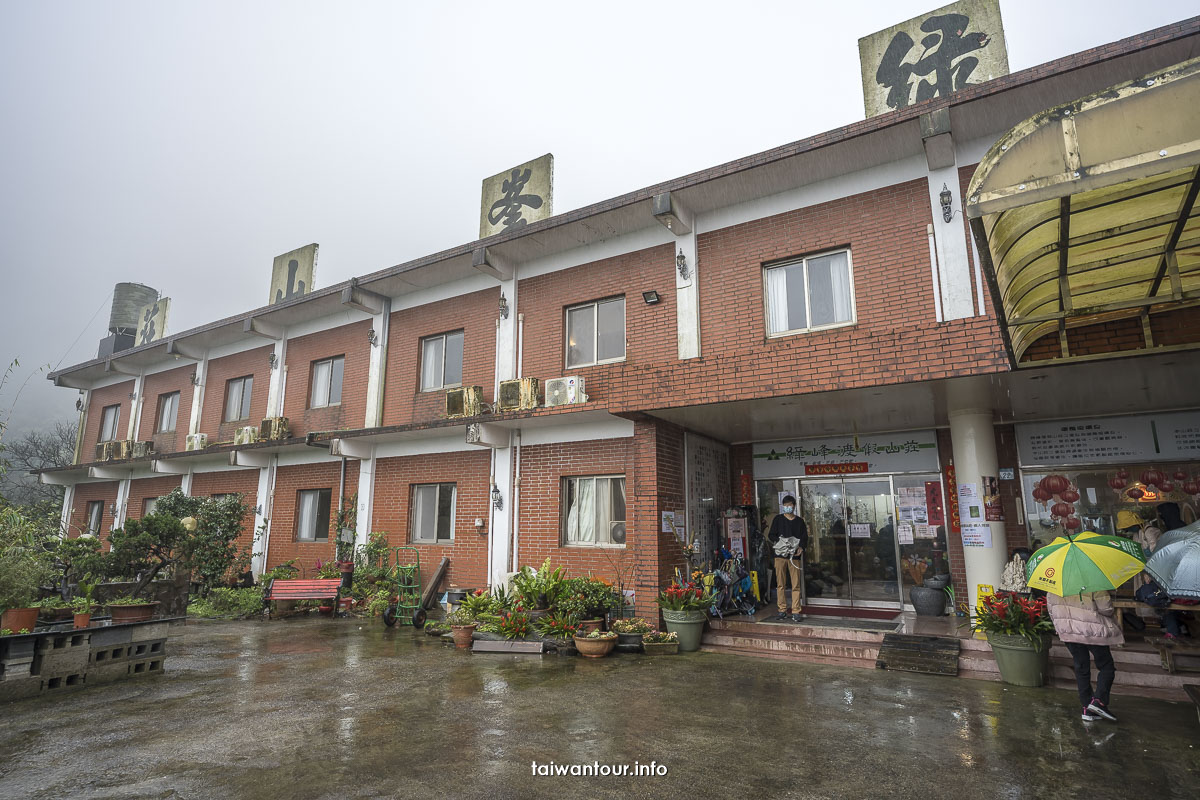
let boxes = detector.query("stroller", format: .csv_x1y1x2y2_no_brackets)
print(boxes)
707,548,758,619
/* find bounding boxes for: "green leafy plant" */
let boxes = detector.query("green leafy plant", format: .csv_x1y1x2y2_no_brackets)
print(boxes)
460,588,503,617
657,580,716,612
611,617,651,634
584,629,616,639
643,630,678,644
365,590,393,618
497,611,531,640
261,559,300,585
0,506,56,610
33,596,70,609
70,596,93,614
187,587,264,618
969,592,1055,650
556,576,620,619
534,612,581,639
153,489,253,592
0,628,11,636
424,620,450,635
107,595,158,606
445,607,477,627
511,558,564,610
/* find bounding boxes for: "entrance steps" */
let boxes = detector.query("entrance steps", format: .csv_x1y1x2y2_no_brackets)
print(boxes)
701,617,1200,701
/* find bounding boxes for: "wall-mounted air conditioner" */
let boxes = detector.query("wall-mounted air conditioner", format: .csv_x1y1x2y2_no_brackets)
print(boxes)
111,440,132,460
497,378,540,411
543,376,588,408
259,416,289,441
130,441,154,459
185,433,209,451
446,386,484,418
95,441,114,462
234,426,259,446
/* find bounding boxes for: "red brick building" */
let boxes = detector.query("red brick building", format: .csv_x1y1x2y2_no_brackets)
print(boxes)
41,18,1200,622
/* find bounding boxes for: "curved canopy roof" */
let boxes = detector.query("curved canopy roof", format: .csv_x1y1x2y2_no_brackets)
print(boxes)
966,57,1200,362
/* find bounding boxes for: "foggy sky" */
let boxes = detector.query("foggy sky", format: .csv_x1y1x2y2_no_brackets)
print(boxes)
1,0,1194,437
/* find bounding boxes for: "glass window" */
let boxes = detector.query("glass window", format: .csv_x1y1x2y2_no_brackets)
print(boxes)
566,297,625,368
98,405,121,442
224,376,253,422
296,489,332,541
310,356,344,408
420,331,464,391
765,250,854,336
155,392,179,433
143,497,160,516
562,476,626,546
412,483,455,543
85,501,104,536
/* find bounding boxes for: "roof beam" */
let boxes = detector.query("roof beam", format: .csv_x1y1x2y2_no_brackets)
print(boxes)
1146,166,1200,299
151,459,191,475
651,191,694,235
104,359,140,377
166,339,207,360
88,465,132,480
38,471,75,486
340,280,387,315
1057,197,1073,313
229,450,272,468
242,317,284,340
329,438,373,460
471,247,513,281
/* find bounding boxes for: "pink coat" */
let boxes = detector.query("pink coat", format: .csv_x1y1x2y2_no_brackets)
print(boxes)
1047,591,1124,647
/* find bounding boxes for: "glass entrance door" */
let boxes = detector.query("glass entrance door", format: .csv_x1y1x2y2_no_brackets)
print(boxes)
843,478,899,605
798,481,850,602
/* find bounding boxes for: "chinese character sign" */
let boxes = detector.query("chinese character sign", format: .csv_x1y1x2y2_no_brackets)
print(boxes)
134,297,170,346
479,153,554,239
270,243,318,305
858,0,1009,118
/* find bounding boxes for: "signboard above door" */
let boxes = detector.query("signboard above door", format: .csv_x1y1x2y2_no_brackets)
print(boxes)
753,431,939,479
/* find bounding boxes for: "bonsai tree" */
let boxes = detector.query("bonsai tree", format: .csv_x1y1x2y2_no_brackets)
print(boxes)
106,512,191,599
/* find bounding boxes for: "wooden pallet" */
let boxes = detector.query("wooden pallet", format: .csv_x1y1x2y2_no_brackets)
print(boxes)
875,633,960,676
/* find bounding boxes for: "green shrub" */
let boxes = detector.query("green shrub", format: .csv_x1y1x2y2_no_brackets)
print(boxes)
187,587,264,618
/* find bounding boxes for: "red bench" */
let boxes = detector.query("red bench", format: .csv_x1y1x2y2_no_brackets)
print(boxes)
264,579,342,617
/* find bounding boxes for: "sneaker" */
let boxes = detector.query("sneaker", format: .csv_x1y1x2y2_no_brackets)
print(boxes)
1081,707,1101,722
1086,699,1117,722
770,612,789,621
791,613,805,623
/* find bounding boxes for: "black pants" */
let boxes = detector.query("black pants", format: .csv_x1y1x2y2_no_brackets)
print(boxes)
1064,642,1115,708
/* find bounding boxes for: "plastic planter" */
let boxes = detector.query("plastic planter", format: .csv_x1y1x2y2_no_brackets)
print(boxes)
573,635,616,658
660,609,707,651
986,632,1051,687
106,602,160,624
642,641,678,655
1,607,38,633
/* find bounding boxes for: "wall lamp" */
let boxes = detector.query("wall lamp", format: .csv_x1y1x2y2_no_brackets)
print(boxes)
268,352,278,369
367,328,378,347
939,183,954,223
676,249,690,281
491,484,504,511
642,290,660,305
498,292,510,320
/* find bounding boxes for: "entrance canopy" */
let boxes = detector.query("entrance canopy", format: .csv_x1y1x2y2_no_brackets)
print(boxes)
966,57,1200,363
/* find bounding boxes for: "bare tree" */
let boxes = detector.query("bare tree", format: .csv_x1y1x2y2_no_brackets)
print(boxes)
0,421,77,505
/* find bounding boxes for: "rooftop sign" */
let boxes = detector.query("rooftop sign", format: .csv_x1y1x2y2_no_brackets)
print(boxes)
479,153,553,239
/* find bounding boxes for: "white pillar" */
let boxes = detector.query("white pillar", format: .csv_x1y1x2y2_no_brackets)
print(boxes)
948,380,1007,609
127,373,145,441
267,336,288,418
926,166,975,320
489,442,514,586
363,300,390,428
59,484,75,537
355,450,377,550
251,456,276,577
113,477,132,530
180,466,194,496
675,229,699,359
496,273,518,383
188,357,208,435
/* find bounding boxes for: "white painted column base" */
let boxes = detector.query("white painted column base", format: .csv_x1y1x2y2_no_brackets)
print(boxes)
949,406,1008,609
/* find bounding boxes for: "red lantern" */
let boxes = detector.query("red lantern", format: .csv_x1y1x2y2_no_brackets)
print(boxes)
1159,481,1175,494
1031,486,1052,504
1064,516,1082,531
1117,469,1129,481
1183,481,1200,496
1042,474,1071,495
1141,469,1166,488
1173,470,1187,482
1127,487,1146,501
1060,489,1080,503
1108,476,1127,491
1051,502,1074,518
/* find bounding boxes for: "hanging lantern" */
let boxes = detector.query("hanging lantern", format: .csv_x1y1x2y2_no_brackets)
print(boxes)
1183,480,1200,496
1141,469,1166,488
1051,502,1074,518
1173,470,1188,482
1108,476,1127,491
1060,489,1080,503
1127,487,1146,501
1159,481,1175,494
1064,516,1082,531
1117,469,1130,481
1043,474,1071,495
1031,486,1052,504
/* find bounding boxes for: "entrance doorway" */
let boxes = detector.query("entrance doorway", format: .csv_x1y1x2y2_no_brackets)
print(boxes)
756,474,948,610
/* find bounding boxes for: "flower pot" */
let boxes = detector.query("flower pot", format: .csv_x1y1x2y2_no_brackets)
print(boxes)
578,618,604,634
660,609,707,652
107,602,160,624
318,605,334,616
923,574,951,590
573,635,617,658
642,641,678,656
1,607,38,633
451,624,477,650
986,632,1051,687
615,632,644,652
910,586,947,616
338,562,355,589
73,612,92,630
39,606,75,623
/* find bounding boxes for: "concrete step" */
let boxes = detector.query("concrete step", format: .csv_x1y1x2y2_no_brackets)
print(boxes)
703,631,880,661
708,618,889,645
699,643,876,670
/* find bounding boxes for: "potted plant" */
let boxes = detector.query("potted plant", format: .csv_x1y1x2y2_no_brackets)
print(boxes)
657,579,716,652
642,630,679,655
534,612,581,645
0,544,53,634
71,595,94,629
904,556,946,616
573,628,617,658
497,610,532,640
557,576,620,633
970,592,1055,687
446,607,477,650
34,596,75,622
106,595,161,624
424,620,451,637
611,617,651,651
512,558,564,619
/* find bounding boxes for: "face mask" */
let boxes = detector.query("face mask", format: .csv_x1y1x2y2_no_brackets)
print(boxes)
782,506,794,514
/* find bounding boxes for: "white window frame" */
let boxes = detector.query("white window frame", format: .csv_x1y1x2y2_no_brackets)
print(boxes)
143,496,161,516
295,488,332,542
763,248,857,338
155,392,179,433
85,500,104,536
309,356,345,409
98,404,121,442
420,331,465,392
561,475,627,548
565,296,626,369
224,376,254,422
411,483,456,544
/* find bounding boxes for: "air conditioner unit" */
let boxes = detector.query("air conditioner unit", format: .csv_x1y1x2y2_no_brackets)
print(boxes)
445,386,484,419
497,378,540,412
185,433,209,451
234,426,259,446
130,441,154,459
259,416,290,441
95,441,114,462
543,376,588,408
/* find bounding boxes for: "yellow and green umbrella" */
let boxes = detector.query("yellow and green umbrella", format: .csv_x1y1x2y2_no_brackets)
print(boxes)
1025,531,1146,596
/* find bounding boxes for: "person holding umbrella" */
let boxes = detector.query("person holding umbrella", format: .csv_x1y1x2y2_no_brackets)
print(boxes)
1027,531,1147,723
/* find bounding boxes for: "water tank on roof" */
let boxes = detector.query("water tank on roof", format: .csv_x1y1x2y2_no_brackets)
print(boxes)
108,282,159,334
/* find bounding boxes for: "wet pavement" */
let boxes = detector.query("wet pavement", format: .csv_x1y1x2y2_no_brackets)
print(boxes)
0,618,1197,800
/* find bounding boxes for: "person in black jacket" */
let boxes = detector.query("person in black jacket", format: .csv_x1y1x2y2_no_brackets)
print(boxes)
767,496,809,622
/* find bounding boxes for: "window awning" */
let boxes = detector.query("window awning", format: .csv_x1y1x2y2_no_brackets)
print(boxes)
966,57,1200,363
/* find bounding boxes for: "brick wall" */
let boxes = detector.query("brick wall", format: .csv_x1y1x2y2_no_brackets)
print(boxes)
282,320,371,437
1150,305,1200,346
192,469,261,552
67,481,119,539
125,475,183,520
382,288,500,426
201,345,273,444
137,365,194,454
81,381,134,462
370,450,492,592
265,461,358,572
